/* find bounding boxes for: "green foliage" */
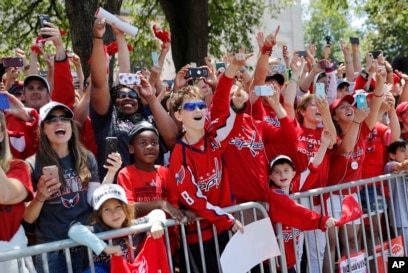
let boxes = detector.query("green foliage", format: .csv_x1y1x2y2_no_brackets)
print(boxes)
0,0,292,73
208,0,290,58
362,0,408,61
303,0,354,62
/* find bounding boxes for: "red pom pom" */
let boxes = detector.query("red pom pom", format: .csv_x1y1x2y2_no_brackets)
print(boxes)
153,24,171,43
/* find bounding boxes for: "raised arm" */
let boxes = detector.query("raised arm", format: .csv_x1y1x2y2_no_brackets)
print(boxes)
90,18,110,115
340,40,355,82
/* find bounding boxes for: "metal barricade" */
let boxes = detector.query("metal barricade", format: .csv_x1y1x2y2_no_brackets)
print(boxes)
0,201,277,273
275,172,408,273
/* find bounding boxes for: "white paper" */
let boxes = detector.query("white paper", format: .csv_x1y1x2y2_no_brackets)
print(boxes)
220,218,280,273
95,7,139,37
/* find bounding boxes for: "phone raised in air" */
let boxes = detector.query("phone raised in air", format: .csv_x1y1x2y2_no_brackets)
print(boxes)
315,83,326,98
0,94,10,111
297,51,307,57
369,50,382,59
355,94,368,110
38,15,51,38
104,137,118,166
349,37,360,45
2,57,24,68
185,68,209,78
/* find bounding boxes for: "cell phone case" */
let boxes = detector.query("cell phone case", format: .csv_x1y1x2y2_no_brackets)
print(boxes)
0,94,10,110
2,57,24,68
42,165,59,182
315,83,325,98
355,94,368,110
118,73,141,85
186,68,208,78
105,137,118,166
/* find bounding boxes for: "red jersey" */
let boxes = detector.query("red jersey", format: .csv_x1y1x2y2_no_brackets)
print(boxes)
6,58,76,160
327,122,371,194
222,115,297,203
267,187,329,270
6,109,39,160
0,160,33,241
167,74,242,243
362,122,389,179
287,121,331,202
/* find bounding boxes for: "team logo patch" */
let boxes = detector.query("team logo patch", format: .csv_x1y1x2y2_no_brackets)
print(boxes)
61,193,80,208
176,166,185,184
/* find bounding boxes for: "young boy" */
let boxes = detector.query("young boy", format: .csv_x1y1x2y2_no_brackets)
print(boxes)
384,139,408,250
167,53,251,273
267,130,337,273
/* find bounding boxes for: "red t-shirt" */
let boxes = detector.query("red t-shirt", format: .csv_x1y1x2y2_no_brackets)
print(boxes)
0,160,33,241
118,165,175,207
327,122,371,194
362,122,389,179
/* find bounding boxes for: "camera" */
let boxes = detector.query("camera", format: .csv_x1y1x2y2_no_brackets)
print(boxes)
325,35,332,45
254,85,274,96
185,68,209,78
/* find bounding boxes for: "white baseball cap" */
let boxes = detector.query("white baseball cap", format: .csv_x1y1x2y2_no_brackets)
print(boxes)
93,184,128,210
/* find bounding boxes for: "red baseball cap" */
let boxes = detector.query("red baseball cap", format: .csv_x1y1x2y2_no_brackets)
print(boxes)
396,101,408,116
329,95,355,115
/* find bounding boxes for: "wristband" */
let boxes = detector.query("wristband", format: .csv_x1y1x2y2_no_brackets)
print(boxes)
93,36,103,39
261,45,273,56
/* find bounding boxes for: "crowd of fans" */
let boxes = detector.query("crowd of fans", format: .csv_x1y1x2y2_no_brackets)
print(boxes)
1,13,408,273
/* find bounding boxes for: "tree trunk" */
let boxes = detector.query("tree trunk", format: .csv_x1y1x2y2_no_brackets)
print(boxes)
159,0,209,71
64,0,122,79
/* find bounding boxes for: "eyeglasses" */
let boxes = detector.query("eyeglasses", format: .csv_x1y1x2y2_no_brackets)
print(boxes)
117,90,138,99
179,101,207,111
44,115,72,124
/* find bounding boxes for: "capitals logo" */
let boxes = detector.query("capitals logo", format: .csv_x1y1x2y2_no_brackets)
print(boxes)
61,193,80,208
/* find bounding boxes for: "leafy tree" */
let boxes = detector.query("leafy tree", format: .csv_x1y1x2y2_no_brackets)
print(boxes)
0,0,291,78
304,0,408,70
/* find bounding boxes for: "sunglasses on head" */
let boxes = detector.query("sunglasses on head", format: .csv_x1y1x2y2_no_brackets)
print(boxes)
44,114,72,124
117,90,138,100
179,101,207,111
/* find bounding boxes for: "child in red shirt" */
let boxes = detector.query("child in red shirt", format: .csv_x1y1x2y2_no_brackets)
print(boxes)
267,130,336,272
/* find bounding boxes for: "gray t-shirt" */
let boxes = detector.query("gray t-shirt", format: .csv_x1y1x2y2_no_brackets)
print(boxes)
26,152,99,243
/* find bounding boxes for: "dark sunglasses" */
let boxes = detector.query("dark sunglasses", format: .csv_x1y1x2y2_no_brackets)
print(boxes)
179,101,207,111
117,90,138,99
44,115,72,124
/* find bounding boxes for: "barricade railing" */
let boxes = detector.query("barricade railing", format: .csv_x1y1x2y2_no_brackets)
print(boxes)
0,201,276,273
278,172,408,273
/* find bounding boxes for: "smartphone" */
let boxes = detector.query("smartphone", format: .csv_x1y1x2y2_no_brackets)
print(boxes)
215,62,226,70
271,64,286,74
42,165,60,183
254,85,274,96
105,137,118,166
370,50,381,59
3,57,24,68
185,68,209,78
133,66,142,73
355,94,368,110
349,37,360,45
315,83,325,98
297,51,307,57
38,15,51,38
118,73,141,85
151,52,159,66
0,94,10,110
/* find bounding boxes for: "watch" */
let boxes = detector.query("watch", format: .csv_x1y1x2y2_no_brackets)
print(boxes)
360,70,369,81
